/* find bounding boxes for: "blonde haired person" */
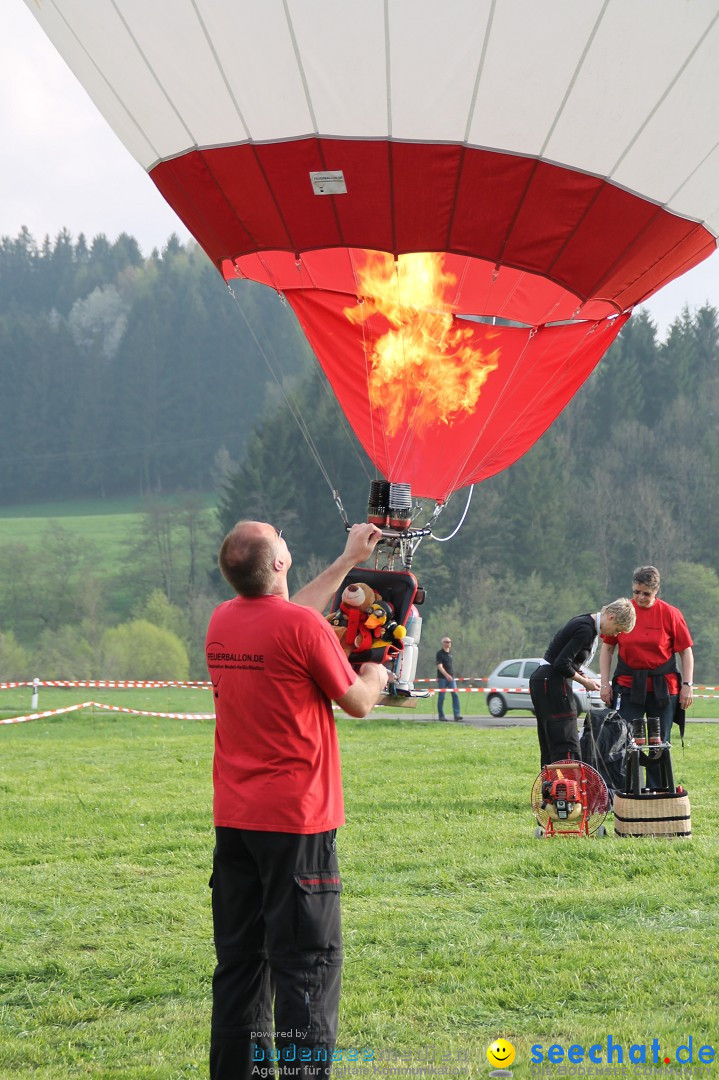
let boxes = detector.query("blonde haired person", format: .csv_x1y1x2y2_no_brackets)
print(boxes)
599,565,694,790
529,600,635,768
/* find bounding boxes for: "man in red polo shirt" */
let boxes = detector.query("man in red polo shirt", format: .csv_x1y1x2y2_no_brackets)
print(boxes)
206,520,388,1079
599,564,694,789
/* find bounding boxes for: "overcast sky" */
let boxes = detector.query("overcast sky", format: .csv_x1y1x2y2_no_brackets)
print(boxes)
3,0,719,340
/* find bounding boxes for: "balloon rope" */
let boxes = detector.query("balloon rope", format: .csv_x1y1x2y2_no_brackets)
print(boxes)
388,264,421,475
489,321,609,463
225,282,350,517
440,323,540,494
385,260,440,478
348,250,389,479
444,319,610,496
464,320,604,489
308,361,373,485
430,486,474,542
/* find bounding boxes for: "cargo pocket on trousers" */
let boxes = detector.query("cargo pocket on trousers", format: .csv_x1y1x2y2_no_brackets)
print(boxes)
293,870,342,952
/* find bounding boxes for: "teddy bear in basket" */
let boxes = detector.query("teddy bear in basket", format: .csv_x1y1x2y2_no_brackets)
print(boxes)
325,582,378,655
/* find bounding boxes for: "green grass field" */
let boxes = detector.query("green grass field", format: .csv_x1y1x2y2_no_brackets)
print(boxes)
3,683,719,724
3,497,719,709
0,497,155,519
0,497,216,587
0,497,216,523
2,501,718,1076
1,706,717,1079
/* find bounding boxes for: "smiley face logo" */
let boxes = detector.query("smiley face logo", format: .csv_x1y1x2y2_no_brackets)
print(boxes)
487,1039,515,1069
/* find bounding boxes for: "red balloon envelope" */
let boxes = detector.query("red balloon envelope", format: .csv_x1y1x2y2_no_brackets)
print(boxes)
283,253,628,500
24,0,719,499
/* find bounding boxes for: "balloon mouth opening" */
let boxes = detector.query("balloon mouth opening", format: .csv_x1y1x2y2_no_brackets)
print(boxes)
222,247,624,326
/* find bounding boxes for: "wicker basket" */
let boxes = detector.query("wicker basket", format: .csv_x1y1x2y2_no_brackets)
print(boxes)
613,792,691,838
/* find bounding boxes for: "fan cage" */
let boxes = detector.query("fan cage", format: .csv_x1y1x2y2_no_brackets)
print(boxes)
531,759,610,836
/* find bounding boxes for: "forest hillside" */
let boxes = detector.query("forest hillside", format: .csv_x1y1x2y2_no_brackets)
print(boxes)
2,228,719,681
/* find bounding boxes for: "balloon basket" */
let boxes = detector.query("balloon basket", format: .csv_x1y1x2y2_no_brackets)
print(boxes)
613,792,691,838
330,566,427,700
378,686,431,710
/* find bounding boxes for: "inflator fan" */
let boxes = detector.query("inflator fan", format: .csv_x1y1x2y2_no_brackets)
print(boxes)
531,760,610,838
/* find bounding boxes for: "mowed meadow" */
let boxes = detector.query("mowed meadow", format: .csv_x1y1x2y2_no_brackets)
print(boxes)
0,496,216,578
2,707,719,1079
0,496,220,681
2,500,719,1078
4,497,719,715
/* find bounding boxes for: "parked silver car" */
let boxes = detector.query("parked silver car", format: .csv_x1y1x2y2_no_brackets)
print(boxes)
485,657,602,717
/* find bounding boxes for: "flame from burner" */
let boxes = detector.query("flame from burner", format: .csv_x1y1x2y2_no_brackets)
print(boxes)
345,252,500,436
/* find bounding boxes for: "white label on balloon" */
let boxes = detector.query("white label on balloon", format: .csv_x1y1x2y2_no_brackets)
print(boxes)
310,171,347,195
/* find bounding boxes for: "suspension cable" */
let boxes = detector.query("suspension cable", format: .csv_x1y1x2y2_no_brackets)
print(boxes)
225,281,350,524
308,356,372,488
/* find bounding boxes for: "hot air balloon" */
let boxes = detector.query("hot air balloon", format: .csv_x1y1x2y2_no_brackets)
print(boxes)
23,0,719,699
23,0,718,506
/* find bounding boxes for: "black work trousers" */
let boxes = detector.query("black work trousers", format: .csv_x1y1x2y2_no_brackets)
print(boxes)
210,826,343,1080
529,664,581,768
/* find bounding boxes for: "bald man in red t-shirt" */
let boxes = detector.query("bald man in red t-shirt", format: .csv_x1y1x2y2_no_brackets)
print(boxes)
206,521,388,1080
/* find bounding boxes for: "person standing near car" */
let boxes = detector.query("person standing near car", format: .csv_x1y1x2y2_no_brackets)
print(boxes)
206,520,390,1079
436,635,462,721
529,599,636,768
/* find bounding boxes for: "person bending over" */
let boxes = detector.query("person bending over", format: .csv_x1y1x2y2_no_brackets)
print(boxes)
529,599,635,768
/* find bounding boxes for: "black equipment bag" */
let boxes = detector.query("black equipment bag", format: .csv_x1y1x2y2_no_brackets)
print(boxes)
580,708,631,801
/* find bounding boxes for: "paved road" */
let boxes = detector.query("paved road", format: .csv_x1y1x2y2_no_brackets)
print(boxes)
410,714,719,728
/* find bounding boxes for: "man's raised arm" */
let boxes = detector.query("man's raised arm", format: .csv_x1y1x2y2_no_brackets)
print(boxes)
291,523,383,612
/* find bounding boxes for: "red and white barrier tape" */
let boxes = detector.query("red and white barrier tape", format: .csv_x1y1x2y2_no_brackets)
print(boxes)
432,685,719,698
3,678,718,726
90,702,213,720
1,701,94,725
434,686,481,693
1,700,214,725
414,677,479,683
4,677,719,693
0,679,211,690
